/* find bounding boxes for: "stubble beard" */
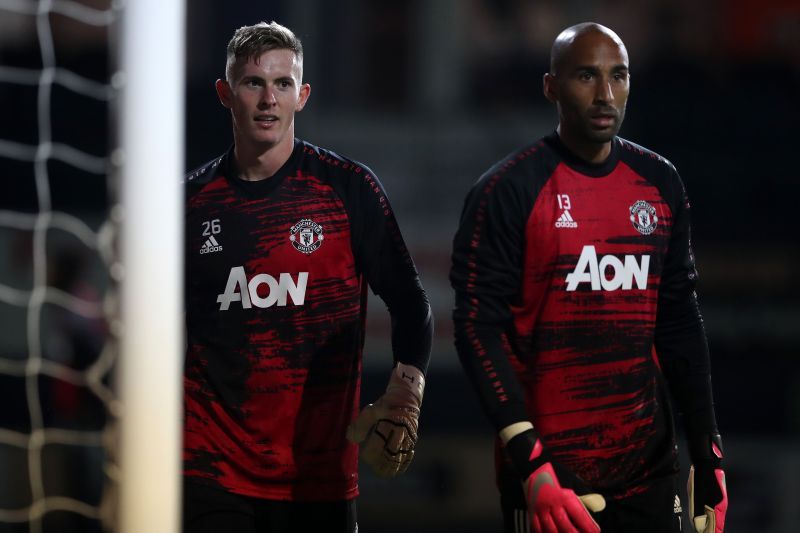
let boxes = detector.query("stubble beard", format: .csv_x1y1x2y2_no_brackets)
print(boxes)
585,106,626,143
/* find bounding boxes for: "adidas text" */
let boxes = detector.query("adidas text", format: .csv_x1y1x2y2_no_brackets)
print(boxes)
565,245,650,291
555,210,578,228
200,236,223,254
217,266,308,310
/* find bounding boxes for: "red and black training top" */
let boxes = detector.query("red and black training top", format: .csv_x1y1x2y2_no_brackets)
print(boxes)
451,132,716,499
184,138,432,502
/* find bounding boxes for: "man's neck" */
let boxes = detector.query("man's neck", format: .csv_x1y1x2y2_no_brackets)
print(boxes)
233,134,295,182
556,126,612,165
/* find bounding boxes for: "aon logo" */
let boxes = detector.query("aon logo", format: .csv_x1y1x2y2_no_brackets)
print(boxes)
217,266,308,310
565,245,650,292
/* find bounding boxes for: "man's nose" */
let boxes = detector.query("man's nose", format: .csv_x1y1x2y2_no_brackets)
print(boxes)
594,78,613,104
259,87,277,107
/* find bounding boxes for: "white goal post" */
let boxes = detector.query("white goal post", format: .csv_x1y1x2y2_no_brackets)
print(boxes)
117,0,185,532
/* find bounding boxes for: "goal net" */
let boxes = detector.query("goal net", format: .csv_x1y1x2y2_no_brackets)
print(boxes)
0,1,184,532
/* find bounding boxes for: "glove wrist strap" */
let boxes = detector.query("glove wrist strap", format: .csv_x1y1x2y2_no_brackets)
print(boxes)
387,362,425,404
506,428,545,479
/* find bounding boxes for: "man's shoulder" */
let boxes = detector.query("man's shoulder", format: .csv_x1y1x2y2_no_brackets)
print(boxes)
617,137,687,204
457,137,557,217
184,151,228,185
617,137,677,174
476,137,557,191
296,138,375,180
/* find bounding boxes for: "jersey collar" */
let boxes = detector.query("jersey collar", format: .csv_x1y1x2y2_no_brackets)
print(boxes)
224,138,303,197
544,131,621,177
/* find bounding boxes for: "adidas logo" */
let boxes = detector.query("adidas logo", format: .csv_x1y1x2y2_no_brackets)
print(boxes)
200,235,223,254
673,495,682,514
555,210,578,228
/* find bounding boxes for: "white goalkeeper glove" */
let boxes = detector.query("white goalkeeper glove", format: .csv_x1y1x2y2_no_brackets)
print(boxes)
346,362,425,478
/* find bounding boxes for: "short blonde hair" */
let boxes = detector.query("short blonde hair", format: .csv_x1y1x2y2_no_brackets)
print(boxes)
225,21,303,82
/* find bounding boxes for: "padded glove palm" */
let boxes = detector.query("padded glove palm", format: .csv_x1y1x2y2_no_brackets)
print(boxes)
346,363,424,478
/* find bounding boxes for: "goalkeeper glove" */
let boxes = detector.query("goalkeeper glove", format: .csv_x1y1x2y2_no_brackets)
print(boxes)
687,433,727,533
504,424,606,533
346,362,424,478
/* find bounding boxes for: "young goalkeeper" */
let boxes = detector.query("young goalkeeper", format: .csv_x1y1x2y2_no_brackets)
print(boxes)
182,21,432,533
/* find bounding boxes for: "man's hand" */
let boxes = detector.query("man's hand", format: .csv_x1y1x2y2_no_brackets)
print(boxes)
688,433,727,532
522,439,605,533
503,424,605,533
346,363,424,478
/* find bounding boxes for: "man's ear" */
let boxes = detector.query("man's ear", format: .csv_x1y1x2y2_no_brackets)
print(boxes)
215,79,233,109
543,73,558,104
295,83,311,112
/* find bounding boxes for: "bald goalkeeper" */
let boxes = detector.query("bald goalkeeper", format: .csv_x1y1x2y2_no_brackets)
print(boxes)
450,22,728,533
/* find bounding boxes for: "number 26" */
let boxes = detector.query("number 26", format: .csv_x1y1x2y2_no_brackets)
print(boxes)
202,219,221,236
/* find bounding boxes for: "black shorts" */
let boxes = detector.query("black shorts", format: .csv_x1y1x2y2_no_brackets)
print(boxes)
183,480,358,533
499,473,682,533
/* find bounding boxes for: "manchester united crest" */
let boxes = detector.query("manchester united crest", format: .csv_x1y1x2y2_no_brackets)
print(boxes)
289,218,324,254
629,200,658,235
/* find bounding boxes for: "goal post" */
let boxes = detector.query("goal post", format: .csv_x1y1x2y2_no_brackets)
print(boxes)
0,0,187,532
117,0,185,532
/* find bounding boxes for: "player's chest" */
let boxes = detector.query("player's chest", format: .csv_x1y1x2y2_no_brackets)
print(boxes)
186,181,354,279
525,169,672,282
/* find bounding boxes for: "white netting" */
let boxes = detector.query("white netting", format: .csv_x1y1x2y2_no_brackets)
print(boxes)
0,0,121,532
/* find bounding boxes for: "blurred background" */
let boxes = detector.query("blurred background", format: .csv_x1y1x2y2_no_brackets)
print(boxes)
2,0,799,531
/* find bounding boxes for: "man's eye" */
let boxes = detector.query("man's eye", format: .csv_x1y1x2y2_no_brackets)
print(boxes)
579,72,593,81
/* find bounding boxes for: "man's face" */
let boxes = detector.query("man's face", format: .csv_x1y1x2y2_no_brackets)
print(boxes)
216,49,310,150
545,32,629,145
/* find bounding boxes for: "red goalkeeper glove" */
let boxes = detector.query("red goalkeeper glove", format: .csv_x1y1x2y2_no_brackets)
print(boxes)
687,433,727,532
504,424,606,533
346,363,424,478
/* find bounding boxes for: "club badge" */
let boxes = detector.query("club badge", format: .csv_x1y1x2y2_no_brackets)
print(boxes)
629,200,658,235
289,218,324,254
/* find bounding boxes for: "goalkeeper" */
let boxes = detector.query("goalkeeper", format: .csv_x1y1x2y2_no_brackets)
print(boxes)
450,22,726,533
182,21,432,533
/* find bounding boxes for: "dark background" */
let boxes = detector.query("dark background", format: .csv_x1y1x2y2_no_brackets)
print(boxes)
1,0,798,531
